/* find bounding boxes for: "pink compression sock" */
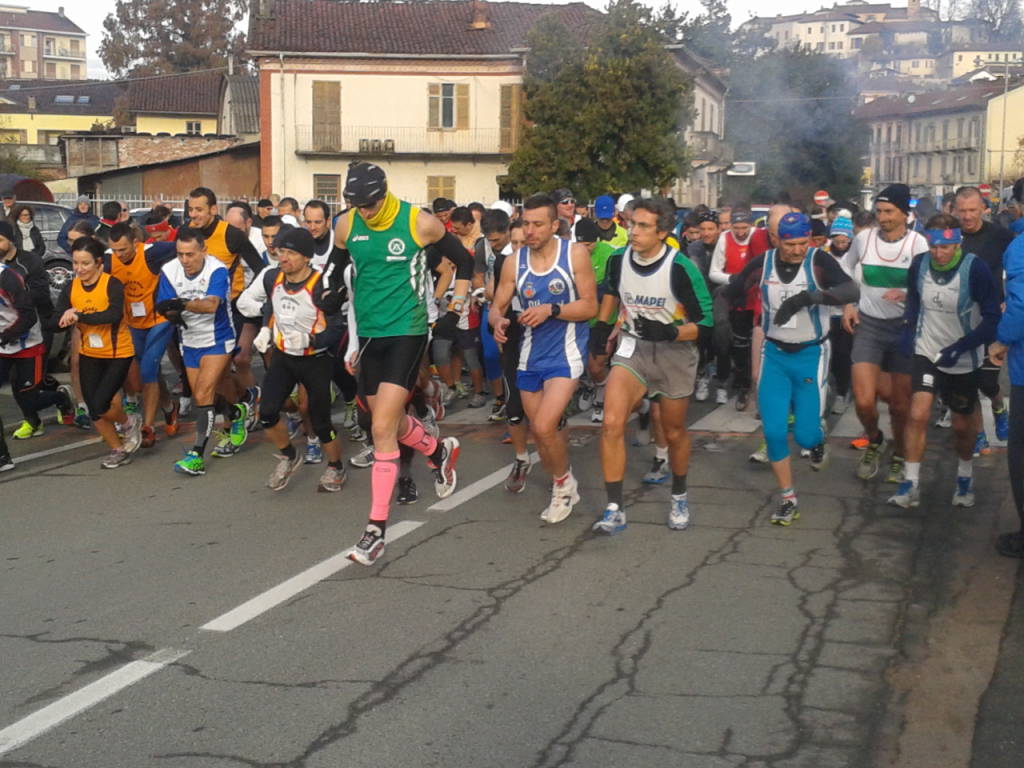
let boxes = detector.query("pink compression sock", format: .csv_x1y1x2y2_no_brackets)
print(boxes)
370,450,401,522
398,414,438,456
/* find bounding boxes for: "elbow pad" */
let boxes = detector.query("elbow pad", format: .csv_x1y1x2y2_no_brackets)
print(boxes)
435,232,474,281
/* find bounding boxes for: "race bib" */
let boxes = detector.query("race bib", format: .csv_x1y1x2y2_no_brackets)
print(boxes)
130,301,147,318
87,333,104,349
617,335,636,359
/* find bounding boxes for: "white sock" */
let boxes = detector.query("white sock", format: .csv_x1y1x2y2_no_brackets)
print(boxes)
308,436,320,446
905,462,921,484
638,398,651,415
958,459,973,478
515,452,529,462
655,445,669,461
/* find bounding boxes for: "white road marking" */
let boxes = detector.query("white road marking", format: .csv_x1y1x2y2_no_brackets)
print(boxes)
0,648,190,757
428,452,540,512
200,519,425,632
12,437,103,465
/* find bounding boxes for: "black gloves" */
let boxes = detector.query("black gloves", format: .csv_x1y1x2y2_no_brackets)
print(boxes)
433,310,459,340
156,298,187,316
590,321,613,355
773,291,814,328
936,340,971,368
633,316,679,343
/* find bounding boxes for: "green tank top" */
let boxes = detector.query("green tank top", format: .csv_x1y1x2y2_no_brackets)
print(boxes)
346,200,429,338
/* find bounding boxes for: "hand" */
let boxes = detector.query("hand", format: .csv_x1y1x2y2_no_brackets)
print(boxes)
989,340,1008,367
633,316,680,342
882,288,906,303
433,310,459,340
936,342,967,369
773,291,813,328
518,303,553,328
253,326,272,354
156,298,187,316
58,308,78,328
163,310,188,329
282,330,309,351
345,350,359,376
493,316,510,344
841,304,859,334
590,320,613,356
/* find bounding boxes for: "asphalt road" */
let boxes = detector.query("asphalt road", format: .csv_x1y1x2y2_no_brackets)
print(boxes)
0,390,1021,768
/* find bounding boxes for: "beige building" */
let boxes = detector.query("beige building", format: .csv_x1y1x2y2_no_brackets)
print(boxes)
673,47,730,207
982,82,1024,186
938,45,1024,80
0,4,86,80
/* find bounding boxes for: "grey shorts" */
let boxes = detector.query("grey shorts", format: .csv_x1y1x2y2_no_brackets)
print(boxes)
611,336,699,399
850,313,912,375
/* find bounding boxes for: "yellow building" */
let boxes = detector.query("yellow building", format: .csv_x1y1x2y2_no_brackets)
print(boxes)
0,79,117,145
982,82,1024,188
0,4,87,80
127,70,223,137
939,45,1024,80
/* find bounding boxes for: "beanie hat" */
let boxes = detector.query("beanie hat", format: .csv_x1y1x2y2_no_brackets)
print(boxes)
272,226,315,259
830,216,854,238
875,184,911,215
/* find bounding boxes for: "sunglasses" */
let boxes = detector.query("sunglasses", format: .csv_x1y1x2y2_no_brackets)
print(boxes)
560,198,575,205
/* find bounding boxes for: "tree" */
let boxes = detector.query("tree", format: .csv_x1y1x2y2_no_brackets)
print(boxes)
505,0,693,200
678,0,734,70
969,0,1024,42
724,49,867,202
99,0,248,78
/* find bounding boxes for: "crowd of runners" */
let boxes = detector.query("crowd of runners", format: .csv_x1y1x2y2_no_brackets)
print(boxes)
2,166,1024,564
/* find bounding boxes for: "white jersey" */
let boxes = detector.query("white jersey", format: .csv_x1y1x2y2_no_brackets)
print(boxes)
617,245,685,337
0,262,43,354
842,227,929,320
269,269,328,355
913,252,984,374
761,249,830,345
311,232,333,272
158,254,234,349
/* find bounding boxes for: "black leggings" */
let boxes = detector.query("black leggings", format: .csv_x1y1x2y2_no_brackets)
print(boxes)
830,317,853,398
259,350,336,444
1010,386,1024,529
0,353,62,427
501,318,524,424
79,355,133,420
715,309,753,389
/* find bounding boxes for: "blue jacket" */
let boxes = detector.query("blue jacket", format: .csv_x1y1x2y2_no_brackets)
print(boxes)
998,234,1024,385
57,209,99,254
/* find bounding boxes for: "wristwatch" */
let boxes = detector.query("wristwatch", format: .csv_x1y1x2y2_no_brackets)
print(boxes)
550,303,561,318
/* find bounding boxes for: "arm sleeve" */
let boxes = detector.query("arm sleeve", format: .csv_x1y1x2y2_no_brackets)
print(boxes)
960,257,1000,348
77,278,125,325
0,268,37,343
144,242,178,273
900,255,923,356
670,256,714,348
345,265,360,360
309,274,345,350
433,231,474,281
603,249,625,297
318,247,350,314
226,225,265,276
708,235,729,286
841,234,861,276
810,252,859,306
25,256,53,319
236,267,274,319
723,253,765,303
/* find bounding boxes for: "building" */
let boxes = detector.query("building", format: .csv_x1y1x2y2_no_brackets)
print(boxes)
981,82,1024,187
0,4,86,80
938,44,1024,80
126,70,225,136
220,71,260,142
673,47,730,207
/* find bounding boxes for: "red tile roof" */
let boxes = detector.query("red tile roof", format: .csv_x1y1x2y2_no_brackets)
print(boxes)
854,82,1005,119
248,0,602,56
127,70,223,116
0,8,84,35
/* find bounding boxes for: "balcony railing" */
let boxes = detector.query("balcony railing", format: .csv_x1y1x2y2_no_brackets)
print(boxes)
294,125,511,156
43,46,84,59
688,130,734,162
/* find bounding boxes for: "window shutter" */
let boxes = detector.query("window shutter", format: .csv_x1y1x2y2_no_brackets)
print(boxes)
312,81,341,151
428,83,440,130
456,83,470,130
499,84,522,153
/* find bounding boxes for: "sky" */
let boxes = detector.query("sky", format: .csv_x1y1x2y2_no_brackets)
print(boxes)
30,0,824,80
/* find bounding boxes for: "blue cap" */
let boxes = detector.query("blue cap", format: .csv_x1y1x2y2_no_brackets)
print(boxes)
830,216,854,238
594,195,615,219
778,212,812,240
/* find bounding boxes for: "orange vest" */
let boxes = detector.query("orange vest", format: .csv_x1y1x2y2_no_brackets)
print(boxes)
71,273,134,359
204,220,245,300
109,243,163,329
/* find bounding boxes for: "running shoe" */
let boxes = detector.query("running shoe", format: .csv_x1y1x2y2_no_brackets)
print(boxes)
749,442,769,464
994,406,1010,442
455,381,469,399
178,395,192,419
141,425,157,449
884,456,905,484
123,399,140,415
592,503,627,534
849,436,869,450
505,457,531,493
318,464,347,493
245,387,262,432
467,392,487,408
735,388,750,412
349,443,375,468
305,439,323,464
347,424,368,442
541,473,579,524
799,448,811,458
501,431,512,445
211,434,239,458
348,524,386,566
643,457,670,484
174,450,206,476
488,397,507,422
810,442,829,471
267,452,303,491
935,408,952,428
577,383,594,412
421,405,440,439
857,435,886,480
715,387,729,405
436,382,450,417
888,480,919,508
771,499,800,526
430,436,460,498
163,398,180,436
56,385,75,425
0,453,13,472
397,476,419,504
229,404,249,448
668,494,690,530
590,405,604,424
996,531,1024,559
952,476,975,507
831,393,850,415
11,420,43,439
122,413,143,454
341,399,358,430
73,406,92,430
974,432,991,457
286,413,302,440
694,374,710,402
101,448,132,469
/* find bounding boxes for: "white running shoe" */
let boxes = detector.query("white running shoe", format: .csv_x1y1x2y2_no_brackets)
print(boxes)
715,387,729,405
541,473,580,524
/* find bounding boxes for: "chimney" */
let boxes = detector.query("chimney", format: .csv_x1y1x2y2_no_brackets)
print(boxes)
469,0,491,30
907,0,920,18
57,6,64,17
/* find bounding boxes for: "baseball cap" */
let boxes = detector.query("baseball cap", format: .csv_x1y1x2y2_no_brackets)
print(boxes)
490,200,515,217
616,193,634,212
574,218,599,243
594,195,615,219
552,188,574,204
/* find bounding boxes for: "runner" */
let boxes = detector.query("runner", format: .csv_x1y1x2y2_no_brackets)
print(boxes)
334,161,464,565
889,215,999,509
490,194,597,523
155,228,239,476
53,237,142,467
249,227,347,493
589,198,712,534
842,184,930,483
725,212,859,525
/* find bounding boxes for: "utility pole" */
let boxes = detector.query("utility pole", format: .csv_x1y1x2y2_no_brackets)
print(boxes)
998,58,1009,206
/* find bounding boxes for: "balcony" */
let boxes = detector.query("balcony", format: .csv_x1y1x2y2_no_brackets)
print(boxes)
689,131,734,163
43,46,85,60
0,42,13,55
294,125,510,158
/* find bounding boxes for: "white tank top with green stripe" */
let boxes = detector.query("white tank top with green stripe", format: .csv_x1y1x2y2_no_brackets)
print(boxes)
845,227,930,321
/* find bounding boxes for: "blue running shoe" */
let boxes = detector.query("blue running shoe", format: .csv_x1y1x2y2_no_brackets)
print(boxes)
952,476,975,507
974,432,991,457
668,494,690,530
994,407,1009,442
592,504,627,534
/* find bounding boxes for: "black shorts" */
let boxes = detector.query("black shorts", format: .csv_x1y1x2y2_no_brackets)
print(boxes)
357,335,428,397
79,355,133,420
911,355,979,415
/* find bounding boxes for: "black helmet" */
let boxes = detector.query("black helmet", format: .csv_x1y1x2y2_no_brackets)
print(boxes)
344,161,388,207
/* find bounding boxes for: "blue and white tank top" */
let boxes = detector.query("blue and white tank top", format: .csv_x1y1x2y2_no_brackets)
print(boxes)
158,254,235,349
761,248,830,345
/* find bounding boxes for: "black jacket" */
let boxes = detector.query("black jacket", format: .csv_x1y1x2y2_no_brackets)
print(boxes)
3,247,53,319
12,223,45,259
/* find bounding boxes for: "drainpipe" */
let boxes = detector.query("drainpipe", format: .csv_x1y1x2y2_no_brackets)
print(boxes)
280,53,286,195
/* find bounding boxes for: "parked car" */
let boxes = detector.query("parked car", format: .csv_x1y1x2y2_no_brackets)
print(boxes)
21,201,76,306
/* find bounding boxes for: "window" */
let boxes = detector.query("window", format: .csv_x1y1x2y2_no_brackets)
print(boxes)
37,130,63,145
21,60,34,74
817,42,824,50
853,38,861,49
70,39,80,54
926,156,933,181
311,80,341,150
428,83,469,131
313,174,341,202
20,33,33,47
968,153,977,174
500,83,523,153
828,41,835,50
700,97,706,131
838,41,843,49
840,24,845,30
70,64,80,79
807,26,812,34
45,62,56,78
896,125,902,147
912,60,919,68
77,95,89,104
54,94,74,104
186,121,202,135
427,175,455,202
784,30,790,40
957,54,963,63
